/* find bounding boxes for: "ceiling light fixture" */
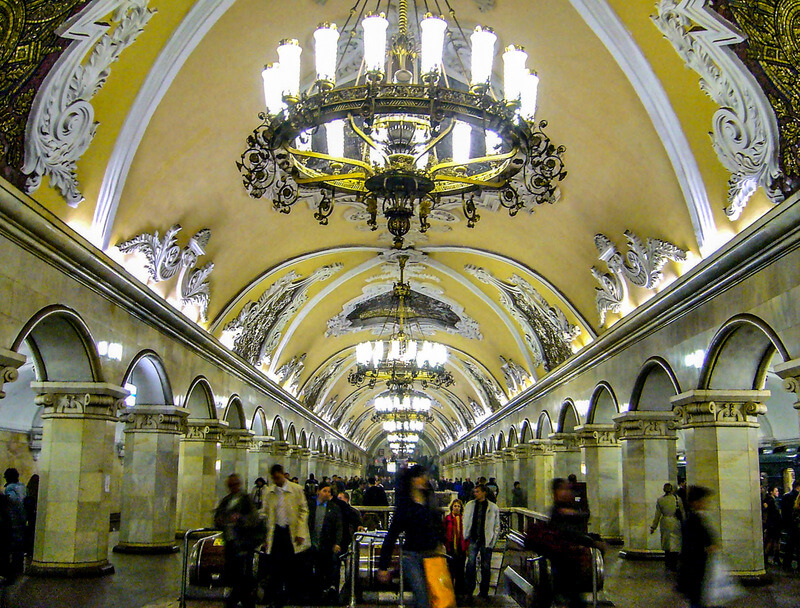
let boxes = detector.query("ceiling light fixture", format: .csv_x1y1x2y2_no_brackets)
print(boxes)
238,0,567,249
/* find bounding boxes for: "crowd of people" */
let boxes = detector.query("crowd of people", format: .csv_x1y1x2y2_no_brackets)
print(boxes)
0,467,38,583
761,480,800,568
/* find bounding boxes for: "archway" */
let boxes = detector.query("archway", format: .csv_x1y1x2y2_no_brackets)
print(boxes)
223,396,245,429
629,357,681,412
536,411,554,439
587,382,619,424
184,377,216,419
557,400,580,433
251,408,267,436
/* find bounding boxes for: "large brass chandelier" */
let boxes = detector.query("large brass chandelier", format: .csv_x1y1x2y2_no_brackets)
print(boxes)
347,256,455,390
238,0,567,248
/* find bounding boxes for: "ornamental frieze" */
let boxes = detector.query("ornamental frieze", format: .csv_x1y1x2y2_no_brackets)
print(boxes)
123,405,189,434
671,390,769,427
33,384,126,421
221,429,253,449
548,432,581,451
183,419,227,442
248,435,275,452
528,439,555,455
575,424,620,448
0,347,25,399
613,412,678,441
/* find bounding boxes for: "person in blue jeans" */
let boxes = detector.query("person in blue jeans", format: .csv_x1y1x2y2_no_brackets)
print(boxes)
377,465,443,608
463,483,501,597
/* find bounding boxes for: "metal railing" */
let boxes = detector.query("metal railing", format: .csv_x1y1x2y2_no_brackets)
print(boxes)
179,527,220,608
348,531,404,608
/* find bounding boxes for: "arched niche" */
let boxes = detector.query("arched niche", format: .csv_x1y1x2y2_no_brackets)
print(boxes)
287,423,298,445
489,435,496,453
481,439,488,456
223,395,245,429
629,357,681,411
316,436,324,453
587,382,619,424
184,377,216,419
508,426,518,446
520,419,533,443
497,432,506,450
122,350,173,405
557,400,580,433
12,306,102,382
299,428,308,448
271,416,285,441
470,444,476,458
536,411,554,438
251,407,267,435
700,314,791,391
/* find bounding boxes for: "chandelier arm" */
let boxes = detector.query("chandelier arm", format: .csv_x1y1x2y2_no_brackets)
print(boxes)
347,114,381,150
412,119,454,161
295,173,367,185
285,146,375,173
429,149,517,174
335,0,368,76
441,0,471,83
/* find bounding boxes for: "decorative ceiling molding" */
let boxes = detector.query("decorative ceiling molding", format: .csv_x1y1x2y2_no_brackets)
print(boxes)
568,0,716,254
591,230,686,324
456,356,506,412
92,0,237,247
299,355,348,410
653,0,783,220
465,265,579,371
500,355,534,397
221,263,343,368
117,224,214,320
273,353,306,397
22,0,156,207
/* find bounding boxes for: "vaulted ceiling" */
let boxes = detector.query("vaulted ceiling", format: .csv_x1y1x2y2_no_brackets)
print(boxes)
13,0,785,453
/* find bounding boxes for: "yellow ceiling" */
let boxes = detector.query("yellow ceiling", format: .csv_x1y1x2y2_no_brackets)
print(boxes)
21,0,783,450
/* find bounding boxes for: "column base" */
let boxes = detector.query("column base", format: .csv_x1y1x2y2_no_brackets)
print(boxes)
113,542,180,554
601,536,624,545
27,560,115,577
619,549,664,560
732,570,770,586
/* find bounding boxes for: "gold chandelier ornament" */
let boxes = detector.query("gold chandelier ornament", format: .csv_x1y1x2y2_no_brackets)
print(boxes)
238,0,567,248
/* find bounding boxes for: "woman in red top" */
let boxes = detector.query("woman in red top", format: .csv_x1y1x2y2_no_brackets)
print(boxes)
444,499,469,596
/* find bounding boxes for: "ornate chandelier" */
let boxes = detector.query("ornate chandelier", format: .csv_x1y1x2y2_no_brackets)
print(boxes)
238,0,567,249
348,256,454,390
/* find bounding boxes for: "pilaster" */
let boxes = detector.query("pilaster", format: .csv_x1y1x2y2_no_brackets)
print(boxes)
115,404,189,554
671,389,769,578
613,411,678,559
218,428,254,499
549,432,583,480
28,381,127,576
576,423,622,541
501,447,518,505
247,435,275,483
529,440,555,513
176,418,228,534
0,347,26,399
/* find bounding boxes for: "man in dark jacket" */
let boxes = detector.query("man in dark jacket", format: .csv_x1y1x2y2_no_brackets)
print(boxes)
781,481,800,569
362,477,389,506
307,482,344,601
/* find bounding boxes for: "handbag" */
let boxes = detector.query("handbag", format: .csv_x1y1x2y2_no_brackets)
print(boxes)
423,554,457,608
674,495,683,521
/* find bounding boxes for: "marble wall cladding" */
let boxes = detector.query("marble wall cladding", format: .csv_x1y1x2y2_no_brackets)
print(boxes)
530,450,555,513
176,439,220,532
620,438,678,554
32,415,115,570
0,428,37,481
684,423,764,574
582,444,623,539
118,430,182,549
552,446,583,481
218,446,250,500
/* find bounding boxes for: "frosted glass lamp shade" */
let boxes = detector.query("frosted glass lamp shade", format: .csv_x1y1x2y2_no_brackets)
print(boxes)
520,71,540,120
420,14,448,75
362,13,389,73
277,39,302,98
470,26,497,87
325,119,345,158
314,24,339,84
262,62,285,115
452,121,472,165
503,45,527,101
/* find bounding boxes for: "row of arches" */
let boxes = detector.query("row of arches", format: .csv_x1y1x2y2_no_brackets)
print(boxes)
446,313,798,462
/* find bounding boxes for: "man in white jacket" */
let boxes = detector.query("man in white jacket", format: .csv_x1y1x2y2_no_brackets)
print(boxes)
462,483,501,597
262,463,311,607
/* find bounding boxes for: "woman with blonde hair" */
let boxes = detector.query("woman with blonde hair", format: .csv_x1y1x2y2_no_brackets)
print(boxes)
444,499,469,596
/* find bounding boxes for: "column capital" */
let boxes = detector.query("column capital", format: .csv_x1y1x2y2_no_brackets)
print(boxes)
122,405,190,434
0,348,26,399
249,435,274,452
575,423,619,447
271,440,290,455
514,443,534,458
774,358,800,410
32,381,128,421
613,410,678,441
670,389,769,428
548,432,580,451
184,418,228,442
501,447,518,461
528,439,555,454
222,428,254,449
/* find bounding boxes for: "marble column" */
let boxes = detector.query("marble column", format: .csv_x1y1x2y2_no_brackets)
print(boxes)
671,389,769,578
115,405,189,554
514,443,534,510
529,440,555,513
549,432,583,480
613,411,678,559
218,428,254,499
296,447,311,481
176,419,228,534
775,359,800,435
501,448,518,506
248,435,275,483
285,444,302,480
0,347,25,399
576,423,622,541
309,451,323,480
28,381,126,576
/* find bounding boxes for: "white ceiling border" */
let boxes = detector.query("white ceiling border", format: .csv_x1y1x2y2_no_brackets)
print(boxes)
568,0,717,255
91,0,238,248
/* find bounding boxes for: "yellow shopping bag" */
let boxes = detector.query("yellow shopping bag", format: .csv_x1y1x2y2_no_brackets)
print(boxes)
423,555,457,608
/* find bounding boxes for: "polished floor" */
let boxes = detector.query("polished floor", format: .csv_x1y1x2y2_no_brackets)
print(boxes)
3,534,800,608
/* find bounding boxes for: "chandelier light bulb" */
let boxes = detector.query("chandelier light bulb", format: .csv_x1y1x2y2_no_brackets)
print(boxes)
372,340,384,367
356,341,372,365
470,26,497,88
389,339,401,361
520,71,539,120
261,62,285,115
502,44,528,102
325,119,345,158
276,39,302,99
452,121,472,165
485,130,502,155
420,14,448,75
362,13,389,75
314,24,339,85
